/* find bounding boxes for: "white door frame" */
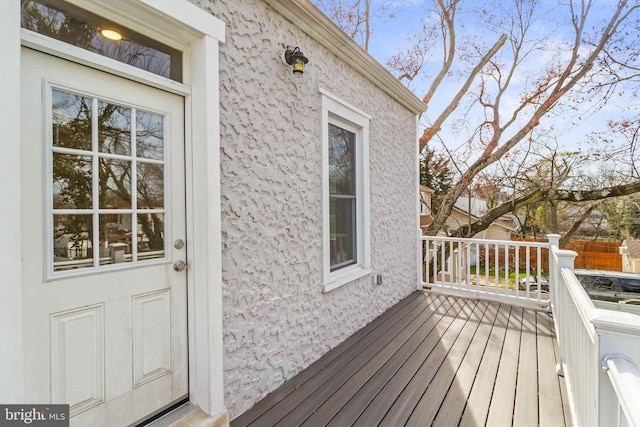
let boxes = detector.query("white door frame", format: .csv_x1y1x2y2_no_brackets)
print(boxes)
1,0,227,420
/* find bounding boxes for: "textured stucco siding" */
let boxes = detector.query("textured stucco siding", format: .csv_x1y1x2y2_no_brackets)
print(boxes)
193,0,419,418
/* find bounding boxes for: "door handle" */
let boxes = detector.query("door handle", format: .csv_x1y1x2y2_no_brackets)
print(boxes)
173,260,187,272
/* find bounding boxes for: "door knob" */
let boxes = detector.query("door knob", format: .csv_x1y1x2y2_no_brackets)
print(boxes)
173,260,187,272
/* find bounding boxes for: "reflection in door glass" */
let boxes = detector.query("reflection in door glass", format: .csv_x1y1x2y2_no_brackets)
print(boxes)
53,214,93,270
98,101,131,155
137,111,164,160
137,163,164,209
53,153,92,209
51,89,167,272
99,214,133,265
99,158,132,209
137,214,165,259
52,90,92,150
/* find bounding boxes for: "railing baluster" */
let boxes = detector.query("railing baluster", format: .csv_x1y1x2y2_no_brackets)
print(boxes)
424,238,429,286
494,243,499,290
420,236,550,306
485,242,489,292
536,246,541,301
515,244,521,298
504,243,509,295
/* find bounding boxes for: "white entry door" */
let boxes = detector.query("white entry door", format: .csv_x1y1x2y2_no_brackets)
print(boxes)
21,47,188,426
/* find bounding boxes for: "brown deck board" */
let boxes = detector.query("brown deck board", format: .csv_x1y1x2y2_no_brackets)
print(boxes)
231,291,569,427
537,311,565,425
333,296,468,427
458,304,512,427
230,291,426,427
265,291,439,426
404,301,493,426
374,299,480,427
513,308,539,427
430,302,501,427
279,294,450,426
483,306,523,427
306,296,457,427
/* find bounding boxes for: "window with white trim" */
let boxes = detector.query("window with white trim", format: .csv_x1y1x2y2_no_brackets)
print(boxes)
322,90,371,291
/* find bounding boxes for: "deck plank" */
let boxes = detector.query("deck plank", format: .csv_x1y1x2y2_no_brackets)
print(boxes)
554,328,574,427
431,302,503,427
381,300,489,427
281,294,451,426
537,311,565,426
513,308,539,427
230,291,426,427
354,298,476,427
231,292,570,427
311,296,458,427
245,291,435,426
485,306,524,427
333,296,469,427
458,304,512,427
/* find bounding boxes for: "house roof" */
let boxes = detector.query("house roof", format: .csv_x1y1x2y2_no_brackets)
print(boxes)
420,185,434,193
623,240,640,259
263,0,427,114
450,206,515,232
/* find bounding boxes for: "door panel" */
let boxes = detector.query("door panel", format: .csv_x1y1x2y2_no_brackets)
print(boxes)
21,47,188,426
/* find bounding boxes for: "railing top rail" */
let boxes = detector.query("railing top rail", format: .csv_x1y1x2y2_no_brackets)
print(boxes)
602,355,640,426
421,235,549,248
559,265,598,341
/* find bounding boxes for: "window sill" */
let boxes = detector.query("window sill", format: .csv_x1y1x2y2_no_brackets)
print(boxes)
323,266,372,293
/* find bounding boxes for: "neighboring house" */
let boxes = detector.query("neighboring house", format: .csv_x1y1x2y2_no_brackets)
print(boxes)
446,205,515,241
421,193,515,239
420,185,434,233
620,240,640,273
454,196,489,218
2,1,425,426
436,197,515,279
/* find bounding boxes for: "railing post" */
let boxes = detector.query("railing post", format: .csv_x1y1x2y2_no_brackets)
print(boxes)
547,234,561,314
548,234,577,380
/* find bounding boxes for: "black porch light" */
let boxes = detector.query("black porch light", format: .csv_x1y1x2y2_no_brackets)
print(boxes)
284,47,309,75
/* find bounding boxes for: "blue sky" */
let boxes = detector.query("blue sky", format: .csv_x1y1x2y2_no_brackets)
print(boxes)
313,0,639,175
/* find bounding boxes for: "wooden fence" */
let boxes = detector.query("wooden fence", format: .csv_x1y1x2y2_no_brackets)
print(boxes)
511,238,622,272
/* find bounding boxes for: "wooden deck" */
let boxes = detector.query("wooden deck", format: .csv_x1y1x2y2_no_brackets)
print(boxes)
231,291,572,427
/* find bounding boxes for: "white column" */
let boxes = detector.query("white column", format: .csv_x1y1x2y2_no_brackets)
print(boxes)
186,34,226,418
0,1,25,404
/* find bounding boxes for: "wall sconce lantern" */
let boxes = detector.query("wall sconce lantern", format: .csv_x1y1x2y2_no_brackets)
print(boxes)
284,47,309,75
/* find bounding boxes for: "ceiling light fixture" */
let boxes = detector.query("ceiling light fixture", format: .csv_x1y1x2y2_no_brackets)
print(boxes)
100,29,123,41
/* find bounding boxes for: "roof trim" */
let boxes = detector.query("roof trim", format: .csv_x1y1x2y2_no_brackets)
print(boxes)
263,0,426,114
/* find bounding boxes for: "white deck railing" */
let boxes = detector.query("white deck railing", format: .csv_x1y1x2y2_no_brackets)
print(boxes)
550,239,640,427
421,234,640,426
421,236,549,308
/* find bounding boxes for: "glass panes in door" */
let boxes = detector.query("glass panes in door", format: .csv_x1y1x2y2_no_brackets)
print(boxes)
51,88,167,273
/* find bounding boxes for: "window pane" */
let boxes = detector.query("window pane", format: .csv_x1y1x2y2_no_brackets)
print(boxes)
100,213,132,265
136,111,164,160
21,0,182,81
137,213,165,260
329,124,356,195
99,158,132,209
53,153,92,209
53,214,93,271
330,197,356,270
98,101,131,155
52,90,92,150
137,163,164,209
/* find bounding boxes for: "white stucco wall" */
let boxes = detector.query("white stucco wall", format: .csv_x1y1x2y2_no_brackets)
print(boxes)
193,0,420,418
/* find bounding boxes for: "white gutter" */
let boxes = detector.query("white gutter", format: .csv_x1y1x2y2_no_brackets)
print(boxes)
263,0,427,115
